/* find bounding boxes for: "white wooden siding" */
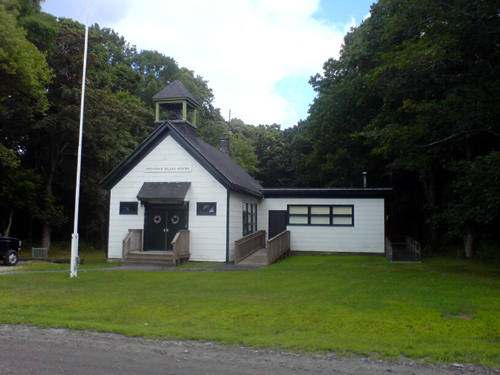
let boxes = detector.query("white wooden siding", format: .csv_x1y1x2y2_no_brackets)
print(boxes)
259,198,385,253
108,136,228,262
227,192,260,262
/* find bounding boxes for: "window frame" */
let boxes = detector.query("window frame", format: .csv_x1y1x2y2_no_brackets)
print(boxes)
197,202,217,216
119,201,139,215
287,204,354,227
242,202,258,236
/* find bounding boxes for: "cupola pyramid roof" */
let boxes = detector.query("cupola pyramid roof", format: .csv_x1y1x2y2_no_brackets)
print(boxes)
152,80,200,107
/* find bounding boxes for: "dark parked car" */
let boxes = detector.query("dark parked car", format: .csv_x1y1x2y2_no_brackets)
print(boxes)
0,233,21,266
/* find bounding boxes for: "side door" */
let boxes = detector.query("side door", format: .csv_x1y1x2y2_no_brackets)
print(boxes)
268,210,287,239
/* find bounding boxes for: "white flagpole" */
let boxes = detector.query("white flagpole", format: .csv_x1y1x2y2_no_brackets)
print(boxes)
70,0,90,278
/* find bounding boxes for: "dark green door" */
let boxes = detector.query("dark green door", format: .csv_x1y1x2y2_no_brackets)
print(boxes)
144,207,167,251
165,208,188,250
144,205,188,251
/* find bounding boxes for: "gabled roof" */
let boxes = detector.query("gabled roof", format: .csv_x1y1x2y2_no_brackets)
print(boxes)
100,121,263,198
152,80,200,108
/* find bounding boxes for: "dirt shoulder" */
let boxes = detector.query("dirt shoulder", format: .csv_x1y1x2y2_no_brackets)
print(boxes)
1,325,498,375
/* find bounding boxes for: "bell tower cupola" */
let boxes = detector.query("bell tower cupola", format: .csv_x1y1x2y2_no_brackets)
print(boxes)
153,80,200,127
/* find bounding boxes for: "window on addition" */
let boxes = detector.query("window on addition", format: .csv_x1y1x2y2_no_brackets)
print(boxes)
288,205,354,226
242,203,258,236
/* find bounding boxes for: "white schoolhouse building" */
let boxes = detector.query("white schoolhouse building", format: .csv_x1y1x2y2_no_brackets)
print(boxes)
100,81,391,263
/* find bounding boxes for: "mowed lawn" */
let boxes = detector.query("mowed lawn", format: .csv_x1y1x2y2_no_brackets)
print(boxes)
1,255,499,367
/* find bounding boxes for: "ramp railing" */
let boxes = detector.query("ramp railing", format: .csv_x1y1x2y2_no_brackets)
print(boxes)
267,230,290,265
234,230,266,263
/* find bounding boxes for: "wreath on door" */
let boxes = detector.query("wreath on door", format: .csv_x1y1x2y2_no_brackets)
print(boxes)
154,215,162,224
171,215,180,225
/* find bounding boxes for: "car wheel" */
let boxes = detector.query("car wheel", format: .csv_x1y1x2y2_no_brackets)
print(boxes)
3,250,19,266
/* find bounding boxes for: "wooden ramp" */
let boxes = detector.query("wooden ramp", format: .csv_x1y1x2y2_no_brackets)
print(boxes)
234,231,291,268
235,248,269,267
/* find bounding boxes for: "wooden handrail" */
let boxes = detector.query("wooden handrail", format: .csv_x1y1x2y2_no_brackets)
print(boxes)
386,236,421,262
385,237,393,261
267,230,290,265
406,237,421,261
172,230,190,266
122,229,143,260
234,230,266,263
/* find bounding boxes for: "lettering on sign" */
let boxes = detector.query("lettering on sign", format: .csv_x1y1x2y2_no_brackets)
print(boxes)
144,166,193,173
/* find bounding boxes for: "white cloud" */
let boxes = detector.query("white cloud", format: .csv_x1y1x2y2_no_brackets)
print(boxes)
108,0,353,127
43,0,356,127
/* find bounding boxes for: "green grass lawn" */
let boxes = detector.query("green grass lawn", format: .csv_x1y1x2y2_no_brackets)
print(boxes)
1,255,499,367
15,244,119,271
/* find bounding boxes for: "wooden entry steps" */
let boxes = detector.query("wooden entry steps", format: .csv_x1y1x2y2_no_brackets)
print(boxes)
124,251,190,267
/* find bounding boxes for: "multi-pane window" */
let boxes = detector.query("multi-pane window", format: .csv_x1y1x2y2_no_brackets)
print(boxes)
288,205,354,226
243,202,258,236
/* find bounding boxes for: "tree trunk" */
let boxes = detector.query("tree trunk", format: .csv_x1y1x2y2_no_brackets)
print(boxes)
421,168,438,243
464,227,475,258
40,149,59,251
42,223,51,249
5,208,14,237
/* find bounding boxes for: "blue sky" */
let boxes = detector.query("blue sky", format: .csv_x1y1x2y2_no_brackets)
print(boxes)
41,0,377,128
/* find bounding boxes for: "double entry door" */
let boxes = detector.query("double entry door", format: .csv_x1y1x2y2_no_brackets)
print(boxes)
144,204,188,251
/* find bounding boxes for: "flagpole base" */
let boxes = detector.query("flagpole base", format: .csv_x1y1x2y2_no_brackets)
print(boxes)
70,233,79,278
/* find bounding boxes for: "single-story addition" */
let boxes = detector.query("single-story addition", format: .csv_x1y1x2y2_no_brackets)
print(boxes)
100,80,391,263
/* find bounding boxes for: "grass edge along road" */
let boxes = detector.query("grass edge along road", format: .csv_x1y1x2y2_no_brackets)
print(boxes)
1,255,499,368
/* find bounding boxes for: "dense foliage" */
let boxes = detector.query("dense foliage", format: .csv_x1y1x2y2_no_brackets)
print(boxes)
0,0,225,248
298,0,500,257
1,0,499,258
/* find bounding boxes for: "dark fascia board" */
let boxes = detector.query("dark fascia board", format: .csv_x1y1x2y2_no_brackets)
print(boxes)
261,188,392,199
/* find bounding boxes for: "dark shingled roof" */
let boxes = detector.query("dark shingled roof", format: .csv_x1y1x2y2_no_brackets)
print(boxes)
137,182,191,202
100,121,263,198
153,80,200,107
169,122,263,197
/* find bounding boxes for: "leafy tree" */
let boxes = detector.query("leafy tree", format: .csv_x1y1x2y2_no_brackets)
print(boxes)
296,7,387,189
362,0,500,255
435,152,500,257
228,133,259,176
0,164,40,236
303,0,500,256
132,50,181,107
0,4,232,247
0,2,52,119
250,124,294,187
0,1,52,237
21,18,154,248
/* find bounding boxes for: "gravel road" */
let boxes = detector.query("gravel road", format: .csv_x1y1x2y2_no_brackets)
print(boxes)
1,325,498,375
